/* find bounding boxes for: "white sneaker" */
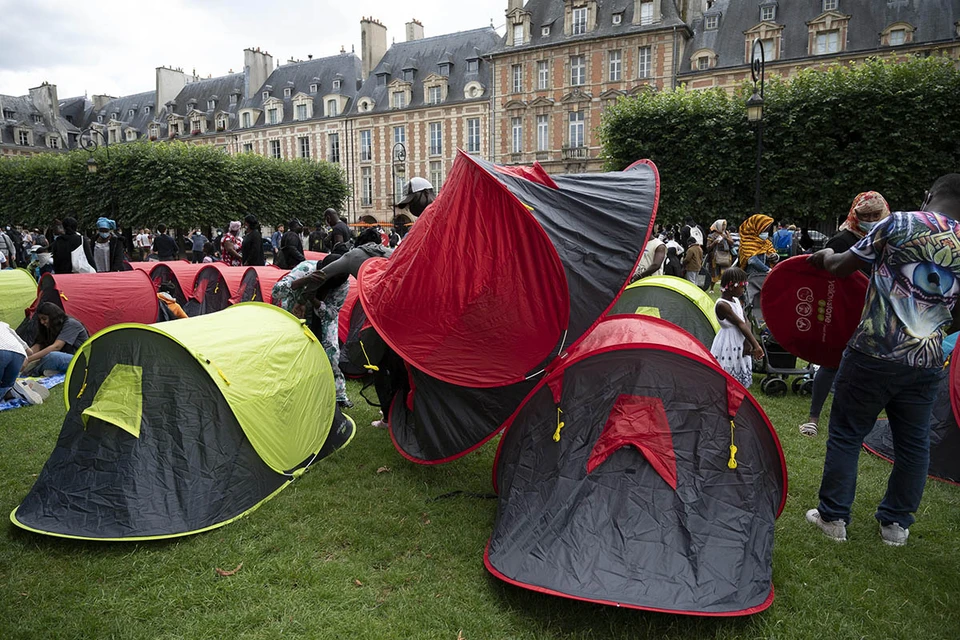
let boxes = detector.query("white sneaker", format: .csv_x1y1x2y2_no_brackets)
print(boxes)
22,379,50,400
371,420,389,429
11,380,43,405
42,369,61,378
806,508,847,542
880,522,909,547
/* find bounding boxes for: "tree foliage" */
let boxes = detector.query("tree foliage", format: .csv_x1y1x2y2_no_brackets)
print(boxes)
600,56,960,226
0,141,350,231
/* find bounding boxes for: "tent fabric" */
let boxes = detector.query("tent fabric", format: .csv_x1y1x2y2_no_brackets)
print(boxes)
761,256,868,368
338,277,359,345
81,363,143,439
358,151,658,388
247,266,289,305
485,316,786,616
609,275,720,348
0,268,37,327
132,261,203,307
864,361,960,486
190,266,232,316
12,303,350,541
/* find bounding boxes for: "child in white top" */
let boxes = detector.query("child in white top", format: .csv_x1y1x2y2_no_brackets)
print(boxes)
710,267,763,388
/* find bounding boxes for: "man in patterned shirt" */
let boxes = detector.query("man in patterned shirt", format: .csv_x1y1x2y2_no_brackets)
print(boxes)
805,174,960,547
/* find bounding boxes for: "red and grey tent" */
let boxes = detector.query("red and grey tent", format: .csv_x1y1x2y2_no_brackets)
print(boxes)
864,356,960,486
132,261,205,308
191,265,232,316
485,315,787,616
361,153,659,463
19,271,158,344
246,266,289,305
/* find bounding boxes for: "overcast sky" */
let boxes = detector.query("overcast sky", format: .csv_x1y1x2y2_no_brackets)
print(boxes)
0,0,508,99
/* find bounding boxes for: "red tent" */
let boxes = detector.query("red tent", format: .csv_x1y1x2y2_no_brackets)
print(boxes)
304,251,327,261
132,262,207,308
338,276,359,344
246,266,289,305
23,271,158,337
190,266,232,315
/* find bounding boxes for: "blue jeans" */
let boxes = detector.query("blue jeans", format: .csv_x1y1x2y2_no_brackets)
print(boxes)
25,351,74,375
809,365,838,420
746,255,771,274
817,348,943,528
0,350,25,399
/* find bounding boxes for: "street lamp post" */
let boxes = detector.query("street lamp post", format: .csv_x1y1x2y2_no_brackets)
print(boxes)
747,38,765,214
391,141,407,221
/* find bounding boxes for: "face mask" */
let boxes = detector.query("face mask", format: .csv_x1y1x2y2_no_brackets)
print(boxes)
858,220,877,234
759,233,769,240
99,231,111,238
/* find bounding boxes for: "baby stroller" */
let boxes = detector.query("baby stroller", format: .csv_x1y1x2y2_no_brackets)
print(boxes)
743,272,815,397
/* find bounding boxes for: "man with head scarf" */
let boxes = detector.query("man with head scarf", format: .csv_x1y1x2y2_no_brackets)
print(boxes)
738,214,778,274
93,217,125,272
221,221,243,266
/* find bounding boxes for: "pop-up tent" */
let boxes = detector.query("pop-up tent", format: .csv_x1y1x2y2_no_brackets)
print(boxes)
18,271,158,344
609,275,720,347
864,358,960,485
485,315,786,616
132,261,203,308
11,303,354,541
0,268,37,327
190,265,232,316
359,153,659,463
245,266,289,305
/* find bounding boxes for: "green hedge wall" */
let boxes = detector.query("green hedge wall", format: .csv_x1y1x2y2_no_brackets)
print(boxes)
600,56,960,226
0,141,350,231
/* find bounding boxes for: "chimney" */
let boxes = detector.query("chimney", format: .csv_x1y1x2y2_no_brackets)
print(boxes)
29,82,60,121
360,17,388,80
243,47,274,97
507,0,524,13
406,19,424,42
155,66,193,114
92,94,116,113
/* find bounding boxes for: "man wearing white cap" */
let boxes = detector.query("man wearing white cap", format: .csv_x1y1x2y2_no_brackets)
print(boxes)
396,177,435,217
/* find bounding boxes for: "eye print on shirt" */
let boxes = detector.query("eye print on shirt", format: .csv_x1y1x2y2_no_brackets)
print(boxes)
899,262,959,300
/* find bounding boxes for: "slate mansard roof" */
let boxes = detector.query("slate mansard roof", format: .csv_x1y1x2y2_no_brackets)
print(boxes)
354,27,501,115
90,90,157,133
680,0,960,74
0,93,78,148
493,0,687,56
166,72,244,129
238,53,362,128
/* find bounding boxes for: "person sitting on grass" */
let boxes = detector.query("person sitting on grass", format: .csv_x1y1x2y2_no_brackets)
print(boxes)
20,302,89,376
710,267,763,389
1,321,46,405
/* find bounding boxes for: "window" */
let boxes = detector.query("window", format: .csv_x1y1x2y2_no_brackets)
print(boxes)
97,115,103,123
512,64,523,93
49,136,59,149
429,122,442,156
217,115,228,130
467,59,479,73
207,99,216,110
514,23,524,46
569,111,584,148
33,115,42,124
466,118,480,153
17,130,28,145
328,133,340,162
242,112,252,128
149,126,159,139
889,29,906,46
761,38,776,61
613,13,622,25
760,5,775,22
430,160,443,191
267,108,278,125
310,83,318,94
111,112,118,120
609,50,622,81
823,0,838,10
127,109,135,118
392,91,406,109
229,95,237,105
639,0,654,25
299,136,311,158
109,129,117,144
145,106,152,114
403,69,415,82
393,125,406,147
570,55,585,86
190,118,202,133
296,103,308,121
697,56,710,71
542,26,551,37
512,117,523,154
361,167,373,206
333,80,341,91
243,143,253,153
262,91,270,100
377,74,387,87
284,88,292,98
815,30,840,54
572,7,587,35
439,63,450,77
360,129,372,161
705,15,718,30
638,46,651,78
270,139,281,159
429,85,442,104
327,99,338,117
536,115,549,151
538,61,549,89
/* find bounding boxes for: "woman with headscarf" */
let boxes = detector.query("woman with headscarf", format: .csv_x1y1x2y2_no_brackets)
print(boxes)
738,214,778,274
221,221,243,267
798,190,891,438
706,219,734,292
92,217,125,272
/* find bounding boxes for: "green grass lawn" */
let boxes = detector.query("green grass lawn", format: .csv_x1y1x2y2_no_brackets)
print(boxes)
1,378,958,640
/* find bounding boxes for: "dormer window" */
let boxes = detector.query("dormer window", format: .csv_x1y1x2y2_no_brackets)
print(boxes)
333,79,341,91
613,13,622,25
242,112,252,128
126,129,137,141
310,83,318,93
216,114,228,131
639,0,654,25
760,5,775,22
823,0,838,10
111,112,118,120
429,86,442,104
392,91,406,109
514,23,525,45
542,26,550,37
97,115,103,123
127,109,135,118
262,91,270,100
403,69,415,82
33,115,43,124
438,63,450,77
697,56,710,70
267,108,279,125
467,59,479,73
283,87,292,97
889,29,906,45
3,109,14,119
327,99,338,117
377,74,388,87
48,135,59,149
149,124,159,139
229,94,237,105
572,7,587,35
145,106,151,114
705,15,718,30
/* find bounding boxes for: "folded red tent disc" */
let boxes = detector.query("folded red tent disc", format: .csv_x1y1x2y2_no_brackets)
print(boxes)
760,256,868,368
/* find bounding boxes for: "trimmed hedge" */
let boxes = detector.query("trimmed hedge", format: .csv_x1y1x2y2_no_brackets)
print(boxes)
0,141,350,231
600,56,960,225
